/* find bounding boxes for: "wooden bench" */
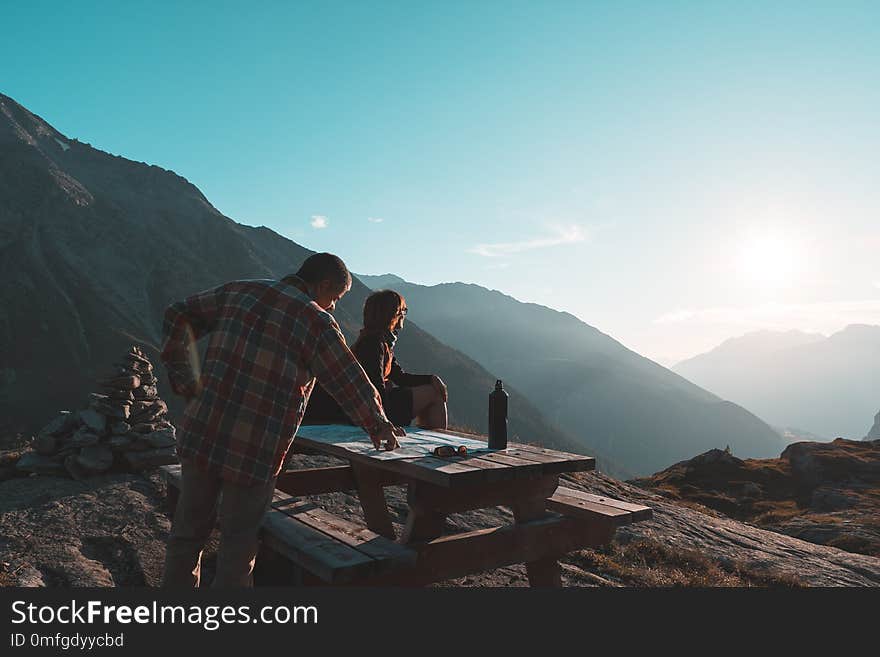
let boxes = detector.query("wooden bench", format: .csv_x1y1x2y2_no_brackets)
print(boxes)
158,464,416,584
350,484,652,586
159,463,651,586
546,486,653,527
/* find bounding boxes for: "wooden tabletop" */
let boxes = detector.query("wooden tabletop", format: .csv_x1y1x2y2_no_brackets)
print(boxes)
295,424,595,488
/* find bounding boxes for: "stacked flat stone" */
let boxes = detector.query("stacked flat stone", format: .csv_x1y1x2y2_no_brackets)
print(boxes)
16,346,178,480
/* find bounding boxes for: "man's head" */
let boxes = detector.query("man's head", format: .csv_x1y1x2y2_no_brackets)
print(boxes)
294,252,352,312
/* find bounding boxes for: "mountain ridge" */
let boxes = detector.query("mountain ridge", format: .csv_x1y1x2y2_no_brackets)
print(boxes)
359,274,786,475
673,325,880,439
0,92,597,469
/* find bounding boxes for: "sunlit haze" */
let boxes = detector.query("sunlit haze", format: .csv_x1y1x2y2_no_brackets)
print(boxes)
3,1,878,365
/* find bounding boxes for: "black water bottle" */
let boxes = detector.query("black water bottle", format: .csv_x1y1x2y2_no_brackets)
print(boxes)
488,380,508,449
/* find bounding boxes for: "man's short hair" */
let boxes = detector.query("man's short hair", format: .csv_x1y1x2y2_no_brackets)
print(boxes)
294,252,352,289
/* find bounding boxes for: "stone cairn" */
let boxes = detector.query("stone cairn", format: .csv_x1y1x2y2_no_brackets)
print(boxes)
16,346,179,479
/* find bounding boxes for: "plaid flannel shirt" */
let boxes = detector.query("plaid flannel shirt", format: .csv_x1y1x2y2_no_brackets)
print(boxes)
160,275,392,486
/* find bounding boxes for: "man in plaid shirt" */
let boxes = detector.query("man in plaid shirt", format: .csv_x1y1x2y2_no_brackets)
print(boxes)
160,252,403,587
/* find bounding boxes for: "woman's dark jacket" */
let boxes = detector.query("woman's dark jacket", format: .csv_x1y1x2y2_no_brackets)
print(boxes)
303,330,432,425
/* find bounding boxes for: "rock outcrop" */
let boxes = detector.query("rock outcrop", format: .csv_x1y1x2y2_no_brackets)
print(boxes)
634,438,880,557
866,411,880,440
581,470,880,586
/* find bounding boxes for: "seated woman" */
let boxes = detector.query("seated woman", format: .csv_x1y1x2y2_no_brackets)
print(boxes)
304,289,448,429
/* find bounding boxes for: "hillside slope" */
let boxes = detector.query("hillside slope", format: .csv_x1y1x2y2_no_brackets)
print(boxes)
634,438,880,556
0,93,590,463
674,326,880,439
360,275,785,475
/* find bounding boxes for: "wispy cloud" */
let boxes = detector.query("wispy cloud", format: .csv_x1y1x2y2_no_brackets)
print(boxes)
367,217,384,224
469,224,587,258
654,299,880,330
310,215,328,229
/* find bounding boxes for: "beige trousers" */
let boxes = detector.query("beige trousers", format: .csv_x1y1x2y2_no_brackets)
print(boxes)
161,457,278,587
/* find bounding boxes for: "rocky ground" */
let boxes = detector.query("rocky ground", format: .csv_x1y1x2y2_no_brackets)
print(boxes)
2,447,878,588
633,438,880,557
0,471,170,586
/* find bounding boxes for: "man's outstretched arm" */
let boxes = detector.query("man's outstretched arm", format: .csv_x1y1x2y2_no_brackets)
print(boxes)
160,283,228,399
310,322,403,449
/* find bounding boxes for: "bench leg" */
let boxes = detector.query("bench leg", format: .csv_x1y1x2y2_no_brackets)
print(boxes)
521,556,562,587
351,463,396,539
253,542,304,586
512,493,562,588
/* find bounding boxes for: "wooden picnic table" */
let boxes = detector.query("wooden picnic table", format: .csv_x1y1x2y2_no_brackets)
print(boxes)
279,424,636,587
161,424,651,586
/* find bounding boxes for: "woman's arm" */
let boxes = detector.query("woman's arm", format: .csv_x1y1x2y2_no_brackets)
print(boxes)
388,357,433,387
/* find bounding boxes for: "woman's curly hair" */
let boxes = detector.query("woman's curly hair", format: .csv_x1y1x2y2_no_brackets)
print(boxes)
362,289,406,333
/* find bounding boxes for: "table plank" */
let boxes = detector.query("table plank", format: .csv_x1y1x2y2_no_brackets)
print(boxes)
513,444,595,466
466,451,547,477
493,447,596,475
434,430,596,469
295,436,492,487
271,497,416,567
447,454,515,482
295,425,597,488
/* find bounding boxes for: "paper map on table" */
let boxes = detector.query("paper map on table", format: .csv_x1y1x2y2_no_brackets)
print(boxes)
295,424,494,460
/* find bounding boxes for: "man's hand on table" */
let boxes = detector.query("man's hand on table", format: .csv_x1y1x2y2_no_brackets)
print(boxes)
371,424,406,451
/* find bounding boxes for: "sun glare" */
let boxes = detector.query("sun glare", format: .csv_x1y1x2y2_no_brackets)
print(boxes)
737,230,803,289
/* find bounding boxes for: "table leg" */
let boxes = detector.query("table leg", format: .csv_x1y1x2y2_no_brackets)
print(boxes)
400,482,447,544
511,495,562,588
351,463,396,539
165,483,179,515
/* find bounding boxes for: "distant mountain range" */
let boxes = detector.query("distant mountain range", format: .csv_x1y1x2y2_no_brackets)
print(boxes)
359,274,786,475
0,93,592,466
674,326,880,440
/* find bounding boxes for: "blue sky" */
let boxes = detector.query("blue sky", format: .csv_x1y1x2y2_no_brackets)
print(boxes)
3,1,879,363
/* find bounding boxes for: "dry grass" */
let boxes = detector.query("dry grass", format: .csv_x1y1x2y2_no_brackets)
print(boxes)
752,500,803,525
565,538,805,588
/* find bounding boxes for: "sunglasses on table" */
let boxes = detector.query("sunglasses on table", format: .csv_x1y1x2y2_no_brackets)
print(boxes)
433,445,468,457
